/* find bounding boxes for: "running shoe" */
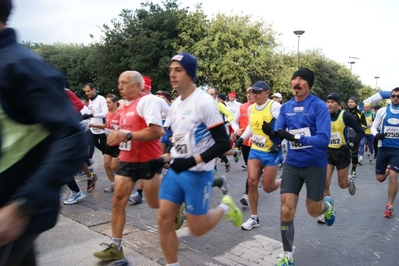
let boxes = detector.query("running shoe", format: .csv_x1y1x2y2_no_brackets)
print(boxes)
369,158,373,164
348,177,356,195
63,191,85,205
258,175,263,188
87,173,98,192
104,183,114,193
240,194,249,206
324,196,336,226
351,169,356,178
112,258,130,266
277,255,295,266
225,160,231,172
220,176,228,195
241,216,260,230
384,204,394,218
93,243,124,261
213,168,218,175
233,148,241,163
128,192,143,204
174,203,185,230
221,195,243,227
317,215,325,224
241,164,247,169
358,160,363,165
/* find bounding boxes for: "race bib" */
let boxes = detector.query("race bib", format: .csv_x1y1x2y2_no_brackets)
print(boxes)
252,134,267,148
289,127,312,150
329,132,342,145
384,126,399,139
91,127,102,134
119,141,131,151
172,132,192,156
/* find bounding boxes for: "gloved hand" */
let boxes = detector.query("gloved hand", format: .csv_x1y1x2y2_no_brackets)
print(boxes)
268,144,280,154
277,129,297,142
262,121,277,139
235,138,244,148
82,113,93,120
375,133,386,140
148,157,168,172
170,157,197,173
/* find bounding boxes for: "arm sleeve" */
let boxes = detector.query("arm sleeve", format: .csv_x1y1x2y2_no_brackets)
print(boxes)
371,108,385,135
200,123,230,163
343,111,365,144
218,102,234,123
93,96,108,118
270,101,281,119
360,113,367,129
230,106,242,132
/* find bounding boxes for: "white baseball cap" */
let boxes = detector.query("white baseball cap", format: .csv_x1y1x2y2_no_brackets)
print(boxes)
272,93,282,100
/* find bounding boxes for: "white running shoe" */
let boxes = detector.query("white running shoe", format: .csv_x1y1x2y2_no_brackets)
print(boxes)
241,216,260,230
63,191,85,205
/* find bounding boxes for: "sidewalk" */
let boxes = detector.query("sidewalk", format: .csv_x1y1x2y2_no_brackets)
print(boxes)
36,215,157,266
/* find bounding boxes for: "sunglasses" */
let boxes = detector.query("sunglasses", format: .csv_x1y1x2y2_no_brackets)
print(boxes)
390,94,399,99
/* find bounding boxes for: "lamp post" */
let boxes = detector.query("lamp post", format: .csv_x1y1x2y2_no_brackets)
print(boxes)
374,76,380,90
293,30,305,68
348,61,356,72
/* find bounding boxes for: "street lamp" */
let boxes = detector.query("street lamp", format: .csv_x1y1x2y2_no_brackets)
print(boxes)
293,30,305,68
374,76,380,90
348,56,359,73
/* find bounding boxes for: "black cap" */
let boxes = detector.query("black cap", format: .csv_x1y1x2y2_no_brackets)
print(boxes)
292,68,314,88
218,93,227,101
0,0,12,24
349,97,358,105
326,92,341,103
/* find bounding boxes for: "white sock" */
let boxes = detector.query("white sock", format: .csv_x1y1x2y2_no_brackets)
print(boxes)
219,203,230,216
250,215,258,219
166,263,179,266
285,252,293,260
112,238,122,250
359,155,363,161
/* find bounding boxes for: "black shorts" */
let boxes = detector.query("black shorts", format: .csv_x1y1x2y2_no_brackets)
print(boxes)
103,144,119,158
281,164,326,201
117,162,162,182
327,148,350,170
376,147,399,175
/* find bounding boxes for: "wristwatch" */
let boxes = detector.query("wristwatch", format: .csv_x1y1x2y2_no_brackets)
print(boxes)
125,132,132,141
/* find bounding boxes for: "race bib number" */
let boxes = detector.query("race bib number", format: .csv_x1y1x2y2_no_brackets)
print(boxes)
329,132,342,145
172,132,192,156
384,126,399,139
252,134,267,148
289,127,312,150
119,141,131,151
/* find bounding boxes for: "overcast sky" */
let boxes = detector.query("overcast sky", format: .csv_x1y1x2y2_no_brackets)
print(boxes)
7,0,398,93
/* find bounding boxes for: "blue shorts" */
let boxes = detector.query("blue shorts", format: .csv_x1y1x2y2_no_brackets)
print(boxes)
248,149,281,166
376,147,399,174
159,169,213,215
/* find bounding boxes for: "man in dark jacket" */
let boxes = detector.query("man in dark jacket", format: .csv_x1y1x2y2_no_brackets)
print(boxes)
0,1,86,265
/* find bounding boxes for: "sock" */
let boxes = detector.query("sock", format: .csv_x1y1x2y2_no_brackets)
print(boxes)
280,221,294,254
352,166,356,172
250,215,258,220
166,263,180,266
137,189,143,197
219,203,229,216
359,155,363,161
112,238,122,250
213,178,222,188
285,252,293,260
